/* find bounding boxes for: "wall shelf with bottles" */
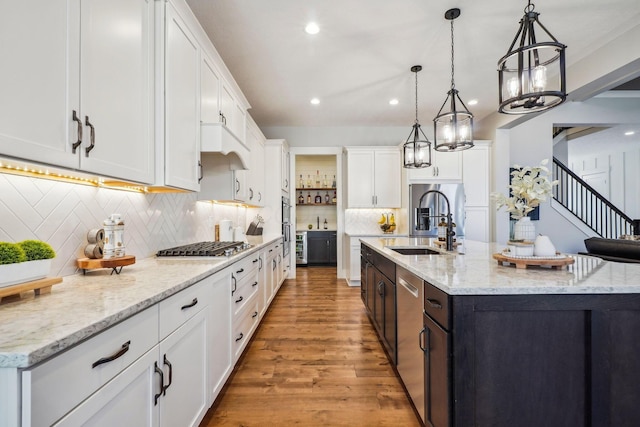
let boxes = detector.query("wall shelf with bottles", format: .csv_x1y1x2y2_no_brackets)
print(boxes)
296,189,337,206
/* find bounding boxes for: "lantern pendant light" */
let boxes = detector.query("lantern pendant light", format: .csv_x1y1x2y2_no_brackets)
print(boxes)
403,65,432,169
434,8,474,152
497,1,567,114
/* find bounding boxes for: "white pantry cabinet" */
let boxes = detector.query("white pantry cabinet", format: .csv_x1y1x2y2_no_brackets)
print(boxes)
345,147,401,208
0,0,155,184
462,141,492,242
160,0,201,191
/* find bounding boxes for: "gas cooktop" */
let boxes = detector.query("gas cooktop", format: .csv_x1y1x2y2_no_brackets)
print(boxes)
156,241,251,257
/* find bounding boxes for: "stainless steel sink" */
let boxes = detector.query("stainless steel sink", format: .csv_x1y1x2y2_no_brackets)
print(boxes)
387,247,442,255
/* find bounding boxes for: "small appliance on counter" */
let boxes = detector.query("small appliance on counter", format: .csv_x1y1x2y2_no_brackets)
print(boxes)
219,219,234,242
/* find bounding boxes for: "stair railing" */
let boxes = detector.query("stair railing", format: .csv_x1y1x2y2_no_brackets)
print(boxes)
552,157,634,239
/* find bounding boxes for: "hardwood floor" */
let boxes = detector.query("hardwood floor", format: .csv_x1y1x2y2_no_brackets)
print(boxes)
200,266,421,426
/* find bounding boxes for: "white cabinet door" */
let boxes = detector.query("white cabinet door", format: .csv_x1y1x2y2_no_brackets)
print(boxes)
407,150,462,182
0,1,77,168
465,207,490,242
159,309,209,427
281,144,291,193
53,349,159,427
220,84,235,133
373,149,402,207
246,118,265,206
164,2,200,191
347,150,376,207
209,272,232,401
0,0,154,184
79,0,154,184
346,148,401,208
201,55,221,124
463,145,490,207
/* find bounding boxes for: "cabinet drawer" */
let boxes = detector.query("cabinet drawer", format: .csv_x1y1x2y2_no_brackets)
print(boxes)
232,269,259,316
424,281,450,330
232,298,259,356
231,254,260,285
159,278,211,340
22,306,159,427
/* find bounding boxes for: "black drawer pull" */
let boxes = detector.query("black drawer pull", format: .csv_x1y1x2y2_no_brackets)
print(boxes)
252,281,258,287
236,268,244,274
426,298,443,309
154,361,164,406
252,311,258,318
253,258,259,263
235,296,244,304
180,298,198,310
235,332,244,342
92,340,131,368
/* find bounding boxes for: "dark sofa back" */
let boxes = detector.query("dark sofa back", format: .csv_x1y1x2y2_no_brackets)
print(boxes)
584,237,640,263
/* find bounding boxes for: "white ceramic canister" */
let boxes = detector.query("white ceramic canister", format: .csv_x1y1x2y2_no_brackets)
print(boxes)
534,235,556,257
219,220,234,241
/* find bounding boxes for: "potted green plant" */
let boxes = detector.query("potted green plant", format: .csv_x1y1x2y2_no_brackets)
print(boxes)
0,240,56,288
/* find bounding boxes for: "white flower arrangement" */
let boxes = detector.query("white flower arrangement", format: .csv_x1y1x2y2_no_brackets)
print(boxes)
491,159,558,220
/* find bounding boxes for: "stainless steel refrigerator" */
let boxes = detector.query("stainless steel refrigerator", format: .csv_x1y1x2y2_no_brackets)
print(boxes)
409,183,465,238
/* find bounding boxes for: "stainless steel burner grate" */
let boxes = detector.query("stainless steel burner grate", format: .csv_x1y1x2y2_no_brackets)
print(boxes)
156,241,248,257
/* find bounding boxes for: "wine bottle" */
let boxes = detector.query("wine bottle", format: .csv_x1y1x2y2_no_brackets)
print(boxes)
332,175,336,188
324,191,330,203
323,175,328,188
307,192,311,204
299,174,304,188
298,191,304,204
306,174,312,188
323,219,328,229
314,192,321,204
332,191,337,204
315,170,320,187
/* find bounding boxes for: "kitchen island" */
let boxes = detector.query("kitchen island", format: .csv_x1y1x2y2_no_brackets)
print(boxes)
360,237,640,427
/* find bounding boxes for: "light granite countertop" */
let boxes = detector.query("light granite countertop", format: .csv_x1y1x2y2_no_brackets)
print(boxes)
360,237,640,295
0,237,281,369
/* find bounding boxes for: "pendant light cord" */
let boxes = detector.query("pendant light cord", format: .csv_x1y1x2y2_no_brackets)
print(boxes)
450,19,455,91
414,70,419,124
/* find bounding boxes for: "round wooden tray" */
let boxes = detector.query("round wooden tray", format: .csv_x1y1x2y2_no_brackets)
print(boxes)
493,252,574,269
77,255,136,275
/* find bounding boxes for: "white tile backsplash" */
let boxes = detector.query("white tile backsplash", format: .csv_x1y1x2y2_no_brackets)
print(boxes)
0,174,250,278
344,208,401,235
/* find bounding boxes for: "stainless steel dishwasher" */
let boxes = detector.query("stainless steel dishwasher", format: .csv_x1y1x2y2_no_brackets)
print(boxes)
396,266,425,423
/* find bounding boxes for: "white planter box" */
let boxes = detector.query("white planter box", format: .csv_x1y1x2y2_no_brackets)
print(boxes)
0,259,52,288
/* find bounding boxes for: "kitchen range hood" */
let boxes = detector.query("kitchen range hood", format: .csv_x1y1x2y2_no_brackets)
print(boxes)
201,123,250,170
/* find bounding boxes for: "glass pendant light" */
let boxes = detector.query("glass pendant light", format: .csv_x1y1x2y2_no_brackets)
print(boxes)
434,8,474,152
497,1,567,114
403,65,432,169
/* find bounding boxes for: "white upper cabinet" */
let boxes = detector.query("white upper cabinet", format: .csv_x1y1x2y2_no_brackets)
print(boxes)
162,1,201,191
246,116,266,206
201,55,221,124
462,143,491,207
0,0,155,184
345,147,401,208
407,150,463,182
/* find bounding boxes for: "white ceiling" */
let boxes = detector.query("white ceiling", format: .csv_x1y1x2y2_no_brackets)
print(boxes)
186,0,640,129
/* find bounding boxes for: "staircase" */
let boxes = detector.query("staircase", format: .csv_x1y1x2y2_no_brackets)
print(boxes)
552,157,636,239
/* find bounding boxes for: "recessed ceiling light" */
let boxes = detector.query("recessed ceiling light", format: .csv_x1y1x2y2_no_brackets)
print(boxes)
625,131,635,136
310,98,320,105
305,22,320,35
468,99,478,106
389,99,399,106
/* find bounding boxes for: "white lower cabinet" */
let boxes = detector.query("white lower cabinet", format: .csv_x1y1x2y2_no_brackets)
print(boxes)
53,348,159,427
346,237,361,286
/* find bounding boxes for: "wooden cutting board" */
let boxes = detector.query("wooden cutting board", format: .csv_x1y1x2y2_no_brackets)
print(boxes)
0,277,63,303
493,253,575,269
77,255,136,273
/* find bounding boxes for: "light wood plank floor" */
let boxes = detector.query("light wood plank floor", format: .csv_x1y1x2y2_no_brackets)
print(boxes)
200,266,421,426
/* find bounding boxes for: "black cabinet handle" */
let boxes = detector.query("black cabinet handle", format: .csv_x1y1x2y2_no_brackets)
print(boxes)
180,298,198,310
252,311,258,318
235,332,244,342
419,327,427,352
92,340,130,368
198,160,203,183
84,115,95,156
258,192,262,201
154,361,164,406
71,110,82,153
252,281,258,287
259,257,263,270
377,281,385,297
249,188,254,200
162,354,173,395
253,258,259,264
426,298,443,309
219,111,226,125
236,268,244,274
235,178,240,194
235,296,244,304
231,274,237,295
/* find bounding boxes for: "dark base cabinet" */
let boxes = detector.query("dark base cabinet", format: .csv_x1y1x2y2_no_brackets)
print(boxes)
361,244,396,364
307,231,337,265
431,289,640,427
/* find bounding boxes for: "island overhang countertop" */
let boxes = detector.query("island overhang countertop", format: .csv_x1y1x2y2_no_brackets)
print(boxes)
360,237,640,295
